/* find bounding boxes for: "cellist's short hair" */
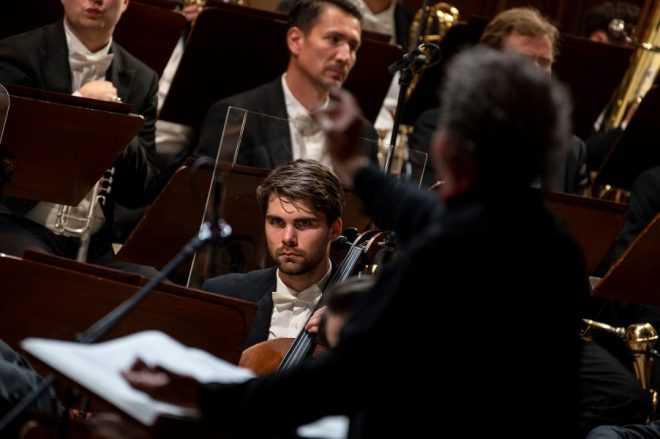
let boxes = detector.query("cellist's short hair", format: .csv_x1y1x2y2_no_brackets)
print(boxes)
256,159,344,226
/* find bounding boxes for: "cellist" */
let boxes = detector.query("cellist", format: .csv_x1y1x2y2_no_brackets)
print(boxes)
202,159,343,350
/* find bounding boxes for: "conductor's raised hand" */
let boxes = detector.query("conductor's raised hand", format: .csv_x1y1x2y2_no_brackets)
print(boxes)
313,88,369,188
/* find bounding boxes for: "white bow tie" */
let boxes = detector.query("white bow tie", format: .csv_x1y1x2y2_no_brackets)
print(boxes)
69,51,114,79
272,288,320,313
292,114,322,137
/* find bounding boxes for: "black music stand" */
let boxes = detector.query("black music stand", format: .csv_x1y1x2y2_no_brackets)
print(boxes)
553,35,633,140
0,86,143,204
593,85,660,191
159,3,402,129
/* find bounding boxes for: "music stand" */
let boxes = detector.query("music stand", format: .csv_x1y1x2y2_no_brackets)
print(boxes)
0,85,143,204
553,35,633,141
593,85,660,191
0,251,256,365
159,4,402,129
592,213,660,307
543,190,628,274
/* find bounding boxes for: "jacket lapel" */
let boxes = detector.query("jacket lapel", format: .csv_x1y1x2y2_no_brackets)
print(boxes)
42,22,73,93
107,43,135,103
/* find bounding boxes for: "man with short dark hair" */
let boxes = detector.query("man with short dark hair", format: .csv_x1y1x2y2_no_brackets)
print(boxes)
195,0,378,168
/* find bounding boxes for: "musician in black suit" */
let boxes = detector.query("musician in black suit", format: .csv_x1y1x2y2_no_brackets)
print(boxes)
410,7,589,194
0,0,160,270
195,0,378,168
202,159,343,348
125,47,588,438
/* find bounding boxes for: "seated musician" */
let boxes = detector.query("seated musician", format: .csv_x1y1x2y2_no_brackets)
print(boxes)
202,159,343,349
0,0,160,275
410,7,588,195
124,47,589,437
194,0,379,169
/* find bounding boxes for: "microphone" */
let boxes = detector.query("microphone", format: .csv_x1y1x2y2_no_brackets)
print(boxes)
387,42,440,75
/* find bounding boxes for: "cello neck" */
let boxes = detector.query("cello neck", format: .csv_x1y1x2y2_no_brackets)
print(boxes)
276,233,372,371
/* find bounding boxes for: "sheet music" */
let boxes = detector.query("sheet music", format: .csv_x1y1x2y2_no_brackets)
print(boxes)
21,330,255,426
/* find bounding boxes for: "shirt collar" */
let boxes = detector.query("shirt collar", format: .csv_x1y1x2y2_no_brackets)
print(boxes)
64,19,113,57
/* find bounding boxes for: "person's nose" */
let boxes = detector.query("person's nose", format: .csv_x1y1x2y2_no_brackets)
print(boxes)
282,225,297,247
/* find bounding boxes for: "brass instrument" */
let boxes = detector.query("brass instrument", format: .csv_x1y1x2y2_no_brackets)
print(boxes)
55,168,114,262
583,318,659,414
406,2,459,100
377,126,411,176
601,1,660,131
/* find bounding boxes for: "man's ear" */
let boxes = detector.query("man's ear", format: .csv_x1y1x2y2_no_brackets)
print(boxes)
287,27,304,56
329,217,343,242
121,0,130,13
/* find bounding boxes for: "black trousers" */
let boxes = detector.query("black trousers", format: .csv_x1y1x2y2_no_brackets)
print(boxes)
579,339,652,438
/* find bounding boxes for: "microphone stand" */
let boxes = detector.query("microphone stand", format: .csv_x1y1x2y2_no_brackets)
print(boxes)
0,176,232,435
383,0,433,176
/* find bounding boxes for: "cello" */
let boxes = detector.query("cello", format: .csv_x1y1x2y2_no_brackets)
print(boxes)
239,229,389,374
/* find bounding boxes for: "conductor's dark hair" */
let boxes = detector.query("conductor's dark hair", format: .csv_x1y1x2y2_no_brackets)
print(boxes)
437,46,572,190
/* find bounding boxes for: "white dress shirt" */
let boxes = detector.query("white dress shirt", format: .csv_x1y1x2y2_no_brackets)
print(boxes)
281,74,331,167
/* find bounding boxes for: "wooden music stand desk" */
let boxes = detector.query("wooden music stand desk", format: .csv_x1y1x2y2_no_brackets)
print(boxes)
0,251,256,365
0,86,143,205
592,213,660,307
543,191,628,275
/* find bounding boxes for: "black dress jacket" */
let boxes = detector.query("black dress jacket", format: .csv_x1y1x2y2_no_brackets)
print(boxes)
195,77,379,167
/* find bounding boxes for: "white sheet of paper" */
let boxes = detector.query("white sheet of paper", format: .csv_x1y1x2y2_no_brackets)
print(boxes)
22,330,255,426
